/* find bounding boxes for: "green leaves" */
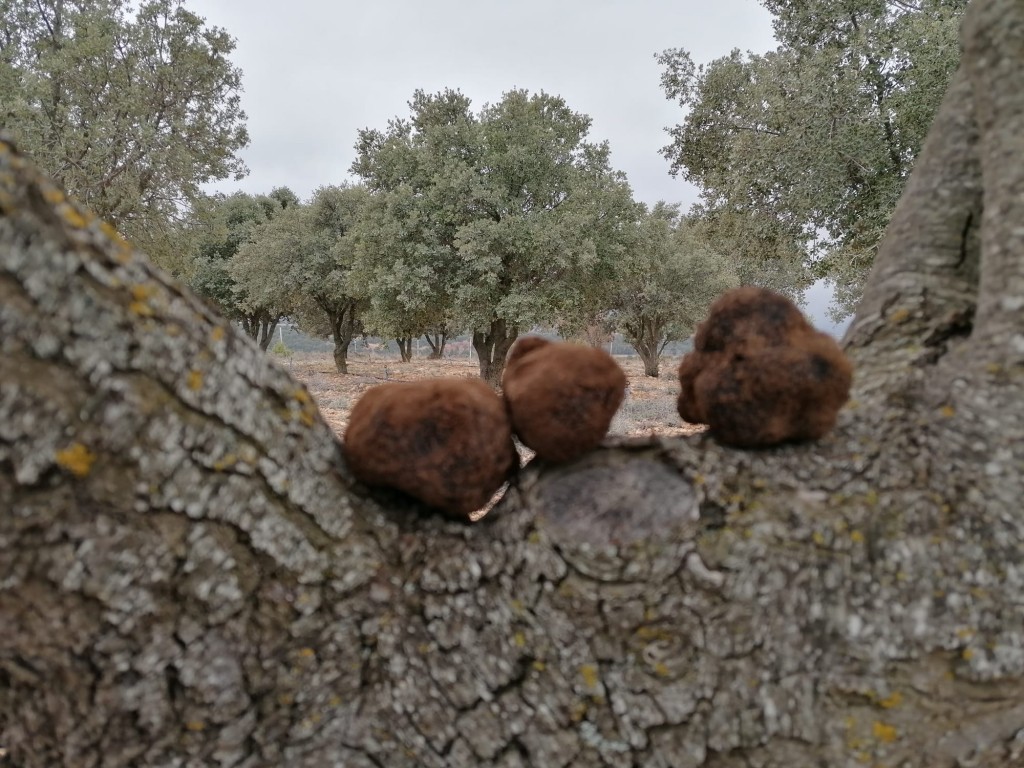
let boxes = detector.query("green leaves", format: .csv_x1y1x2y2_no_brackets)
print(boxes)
659,0,965,315
350,88,637,348
0,0,248,269
606,205,739,375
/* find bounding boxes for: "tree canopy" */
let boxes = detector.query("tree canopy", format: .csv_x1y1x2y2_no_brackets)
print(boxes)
352,88,638,384
0,0,249,269
607,203,739,377
658,0,967,316
189,188,298,350
229,185,369,373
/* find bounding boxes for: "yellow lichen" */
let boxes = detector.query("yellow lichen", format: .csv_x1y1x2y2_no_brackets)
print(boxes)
129,285,156,317
652,662,670,677
212,454,237,471
55,443,96,478
211,326,226,342
42,187,65,205
532,660,546,672
878,691,902,709
129,301,154,317
871,721,898,743
569,700,588,723
513,632,526,648
329,695,343,707
939,405,956,418
184,721,206,732
961,648,974,661
297,647,316,659
812,531,827,546
186,370,203,391
579,664,599,690
850,530,865,544
889,308,911,324
60,205,89,229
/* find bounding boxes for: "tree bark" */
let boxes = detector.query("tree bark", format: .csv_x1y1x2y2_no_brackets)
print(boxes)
624,317,666,377
240,311,280,352
2,4,1024,765
472,317,518,387
396,336,413,362
423,330,447,360
325,300,359,374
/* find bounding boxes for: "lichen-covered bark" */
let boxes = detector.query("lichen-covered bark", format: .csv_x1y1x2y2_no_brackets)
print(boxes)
2,2,1024,765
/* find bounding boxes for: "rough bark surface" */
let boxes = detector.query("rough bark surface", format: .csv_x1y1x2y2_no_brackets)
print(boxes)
473,318,518,387
2,3,1024,766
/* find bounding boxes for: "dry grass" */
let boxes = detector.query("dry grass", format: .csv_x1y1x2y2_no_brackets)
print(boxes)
284,350,706,440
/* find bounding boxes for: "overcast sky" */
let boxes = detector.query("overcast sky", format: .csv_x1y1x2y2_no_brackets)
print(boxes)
195,0,777,205
192,0,843,330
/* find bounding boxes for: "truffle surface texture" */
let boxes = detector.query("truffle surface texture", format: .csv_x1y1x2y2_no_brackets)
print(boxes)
503,337,627,463
343,378,518,518
678,287,853,448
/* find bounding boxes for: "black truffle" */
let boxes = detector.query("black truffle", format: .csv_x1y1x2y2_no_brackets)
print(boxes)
343,378,518,519
678,287,853,447
503,337,627,463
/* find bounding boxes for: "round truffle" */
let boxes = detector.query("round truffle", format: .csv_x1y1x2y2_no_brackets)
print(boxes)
503,337,627,463
678,287,853,448
343,378,518,519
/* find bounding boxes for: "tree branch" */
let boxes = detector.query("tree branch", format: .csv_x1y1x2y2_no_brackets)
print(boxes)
2,3,1024,762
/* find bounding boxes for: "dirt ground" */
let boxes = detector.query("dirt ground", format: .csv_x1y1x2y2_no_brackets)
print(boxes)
283,350,706,440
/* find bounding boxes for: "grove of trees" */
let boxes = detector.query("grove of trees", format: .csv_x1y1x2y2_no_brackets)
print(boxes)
2,2,1023,766
0,0,973,382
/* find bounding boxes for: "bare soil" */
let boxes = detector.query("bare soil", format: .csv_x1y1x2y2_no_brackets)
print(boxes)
283,351,706,440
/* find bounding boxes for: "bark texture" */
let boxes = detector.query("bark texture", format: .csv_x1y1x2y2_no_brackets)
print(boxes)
2,3,1024,765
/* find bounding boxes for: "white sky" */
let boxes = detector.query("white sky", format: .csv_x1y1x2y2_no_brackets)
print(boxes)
191,0,844,330
194,0,777,207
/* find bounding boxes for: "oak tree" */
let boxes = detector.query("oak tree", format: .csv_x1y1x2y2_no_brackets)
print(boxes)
0,0,249,270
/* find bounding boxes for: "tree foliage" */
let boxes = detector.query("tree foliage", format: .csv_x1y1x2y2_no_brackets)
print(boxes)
608,203,739,377
0,0,249,268
352,88,637,385
658,0,967,315
189,189,297,350
230,185,369,373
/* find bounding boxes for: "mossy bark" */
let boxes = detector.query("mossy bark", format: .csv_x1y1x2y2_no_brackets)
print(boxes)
2,2,1024,765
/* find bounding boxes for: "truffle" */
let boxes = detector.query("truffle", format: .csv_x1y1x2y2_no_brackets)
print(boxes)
343,378,518,519
678,287,853,448
503,337,627,463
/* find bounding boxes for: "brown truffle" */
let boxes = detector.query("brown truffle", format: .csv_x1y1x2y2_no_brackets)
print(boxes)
343,378,518,519
678,287,853,448
502,337,627,463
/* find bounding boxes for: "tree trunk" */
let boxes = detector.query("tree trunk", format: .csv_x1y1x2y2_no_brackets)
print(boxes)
259,317,279,352
624,316,665,377
396,336,413,362
424,330,447,359
2,4,1024,765
472,317,518,387
241,312,280,352
329,303,359,374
